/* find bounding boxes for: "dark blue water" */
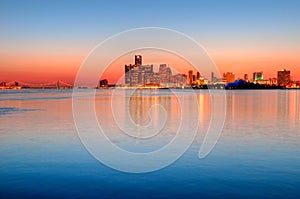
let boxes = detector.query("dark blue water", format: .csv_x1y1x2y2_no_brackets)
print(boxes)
0,90,299,198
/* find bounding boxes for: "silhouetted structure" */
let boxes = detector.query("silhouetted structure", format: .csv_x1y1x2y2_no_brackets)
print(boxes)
277,69,291,86
99,79,108,88
196,72,200,79
244,74,248,82
225,80,282,90
211,72,215,82
188,70,193,85
253,72,263,82
0,82,6,87
223,72,235,84
135,55,142,66
124,55,187,87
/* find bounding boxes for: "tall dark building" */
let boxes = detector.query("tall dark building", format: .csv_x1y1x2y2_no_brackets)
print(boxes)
277,69,291,85
99,79,108,88
125,55,155,86
135,55,142,66
124,55,179,87
125,64,134,84
253,72,263,82
138,64,153,85
244,74,249,82
188,70,193,85
125,55,142,85
159,64,169,85
166,67,172,82
192,75,196,82
223,72,235,84
196,72,200,79
0,81,6,87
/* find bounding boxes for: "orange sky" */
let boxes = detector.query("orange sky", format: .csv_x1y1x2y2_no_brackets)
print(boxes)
1,48,299,84
0,52,84,84
100,50,198,84
1,0,300,85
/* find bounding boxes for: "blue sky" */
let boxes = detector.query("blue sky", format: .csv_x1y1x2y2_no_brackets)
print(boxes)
1,0,299,45
1,0,300,81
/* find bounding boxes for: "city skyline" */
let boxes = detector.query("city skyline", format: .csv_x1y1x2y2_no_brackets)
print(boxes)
0,63,297,86
1,53,298,88
1,2,300,197
122,55,297,87
1,0,300,83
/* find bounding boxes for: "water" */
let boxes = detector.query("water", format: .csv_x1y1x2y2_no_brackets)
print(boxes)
0,89,300,198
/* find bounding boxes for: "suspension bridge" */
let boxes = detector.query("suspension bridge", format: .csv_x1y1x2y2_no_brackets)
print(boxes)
0,80,73,89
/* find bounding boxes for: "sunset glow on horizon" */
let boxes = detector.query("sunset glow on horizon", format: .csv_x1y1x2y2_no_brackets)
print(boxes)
1,0,300,84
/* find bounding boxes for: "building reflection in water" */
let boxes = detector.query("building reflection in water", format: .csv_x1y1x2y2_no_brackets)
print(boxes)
94,89,300,150
224,90,300,137
95,90,183,152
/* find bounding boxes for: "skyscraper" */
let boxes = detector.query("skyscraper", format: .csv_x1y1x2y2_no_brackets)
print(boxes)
211,72,215,82
166,67,172,83
130,66,139,86
144,64,154,84
125,64,134,84
138,64,153,85
223,72,235,84
159,64,168,85
124,55,177,87
253,72,263,82
188,70,193,85
125,55,142,85
99,79,108,88
277,69,291,86
196,72,200,80
244,74,249,82
135,55,142,66
192,75,196,82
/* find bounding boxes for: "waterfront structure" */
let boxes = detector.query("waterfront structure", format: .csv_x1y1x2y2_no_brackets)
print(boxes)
125,64,134,84
99,79,108,88
125,55,144,85
0,81,6,87
139,64,154,85
124,55,154,86
244,74,249,82
253,72,264,82
277,69,291,86
223,72,235,84
196,72,200,80
211,72,216,82
270,78,277,85
123,56,299,89
159,64,172,86
188,70,193,85
174,74,187,87
130,65,139,86
125,55,184,87
135,55,142,66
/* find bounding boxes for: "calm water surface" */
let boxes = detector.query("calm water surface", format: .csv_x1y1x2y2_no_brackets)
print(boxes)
0,89,299,198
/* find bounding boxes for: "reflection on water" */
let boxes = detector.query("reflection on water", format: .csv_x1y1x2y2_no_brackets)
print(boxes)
0,89,300,198
225,90,300,138
128,94,177,127
94,89,201,153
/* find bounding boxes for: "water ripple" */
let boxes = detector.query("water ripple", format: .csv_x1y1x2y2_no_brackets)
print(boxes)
0,107,41,115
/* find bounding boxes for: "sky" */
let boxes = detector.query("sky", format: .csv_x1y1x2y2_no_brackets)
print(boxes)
0,0,300,84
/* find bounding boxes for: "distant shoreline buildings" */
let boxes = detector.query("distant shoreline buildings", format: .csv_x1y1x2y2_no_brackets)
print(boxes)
0,80,73,90
1,55,299,89
123,55,187,88
114,54,299,89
